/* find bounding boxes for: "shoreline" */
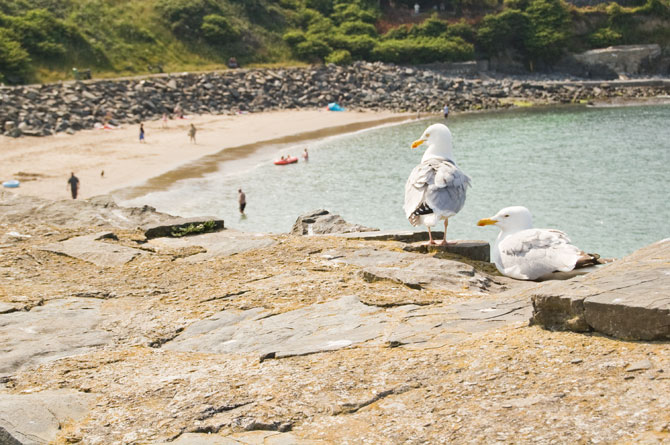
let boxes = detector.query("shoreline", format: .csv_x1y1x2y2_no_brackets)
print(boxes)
0,110,414,202
2,95,668,206
114,113,414,201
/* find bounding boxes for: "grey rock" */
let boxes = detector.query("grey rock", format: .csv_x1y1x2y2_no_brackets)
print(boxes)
291,209,378,235
1,62,669,138
626,359,653,372
0,426,23,445
165,295,380,358
529,239,670,340
0,298,112,375
39,233,145,267
326,248,501,295
165,295,530,358
0,193,175,229
0,303,20,314
144,217,224,239
0,390,95,445
403,240,490,262
335,229,442,243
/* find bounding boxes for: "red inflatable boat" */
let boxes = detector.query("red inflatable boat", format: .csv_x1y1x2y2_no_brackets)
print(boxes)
274,157,298,165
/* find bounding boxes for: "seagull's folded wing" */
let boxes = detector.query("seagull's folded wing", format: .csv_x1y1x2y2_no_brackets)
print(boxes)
499,229,581,279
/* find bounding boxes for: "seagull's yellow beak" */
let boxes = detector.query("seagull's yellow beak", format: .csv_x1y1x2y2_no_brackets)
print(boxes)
411,139,425,149
477,218,497,227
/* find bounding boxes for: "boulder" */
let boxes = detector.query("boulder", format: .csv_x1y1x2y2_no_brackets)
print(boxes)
144,217,224,239
529,239,670,340
291,209,378,235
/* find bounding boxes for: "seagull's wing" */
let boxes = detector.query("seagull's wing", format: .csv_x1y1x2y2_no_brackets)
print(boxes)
498,229,581,280
424,160,471,218
404,161,435,224
404,159,471,225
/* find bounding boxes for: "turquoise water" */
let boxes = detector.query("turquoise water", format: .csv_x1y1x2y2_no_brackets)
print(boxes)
123,104,670,259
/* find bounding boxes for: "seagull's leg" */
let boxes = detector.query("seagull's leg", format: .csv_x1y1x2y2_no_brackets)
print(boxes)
440,219,455,246
427,227,436,245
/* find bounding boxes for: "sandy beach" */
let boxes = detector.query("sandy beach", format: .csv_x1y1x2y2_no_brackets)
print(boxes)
0,110,414,202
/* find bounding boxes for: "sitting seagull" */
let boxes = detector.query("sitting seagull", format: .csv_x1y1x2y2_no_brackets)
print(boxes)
477,206,601,280
404,123,471,245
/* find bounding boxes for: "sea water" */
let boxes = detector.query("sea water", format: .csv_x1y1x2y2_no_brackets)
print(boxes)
122,104,670,259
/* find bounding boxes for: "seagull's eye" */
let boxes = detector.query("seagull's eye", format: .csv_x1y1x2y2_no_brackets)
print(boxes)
425,133,430,138
504,214,509,218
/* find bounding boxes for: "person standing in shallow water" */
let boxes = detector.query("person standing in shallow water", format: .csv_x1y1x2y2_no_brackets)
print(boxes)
67,172,80,199
238,189,246,215
139,123,145,143
443,104,449,119
188,124,196,144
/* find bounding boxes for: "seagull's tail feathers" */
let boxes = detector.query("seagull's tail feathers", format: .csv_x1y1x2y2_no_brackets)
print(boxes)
575,252,612,269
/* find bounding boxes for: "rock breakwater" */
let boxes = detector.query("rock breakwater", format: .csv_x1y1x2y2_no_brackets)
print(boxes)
2,62,670,137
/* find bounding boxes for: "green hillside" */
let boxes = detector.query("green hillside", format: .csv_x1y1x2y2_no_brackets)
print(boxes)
1,0,669,84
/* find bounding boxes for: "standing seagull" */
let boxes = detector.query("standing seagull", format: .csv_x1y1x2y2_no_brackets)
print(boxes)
477,206,601,280
404,123,471,245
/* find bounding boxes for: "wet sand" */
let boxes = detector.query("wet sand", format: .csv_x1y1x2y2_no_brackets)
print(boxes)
0,110,414,202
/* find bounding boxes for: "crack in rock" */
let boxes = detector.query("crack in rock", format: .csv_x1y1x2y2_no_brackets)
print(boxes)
333,385,413,415
196,401,253,421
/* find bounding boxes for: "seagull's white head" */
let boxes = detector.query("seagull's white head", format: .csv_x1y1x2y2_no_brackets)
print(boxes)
477,206,533,233
411,123,454,162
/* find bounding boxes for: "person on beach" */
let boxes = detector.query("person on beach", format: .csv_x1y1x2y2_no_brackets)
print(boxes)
67,172,80,199
162,113,168,128
174,104,184,119
303,148,309,161
238,189,246,215
188,124,197,144
139,123,145,143
443,104,449,119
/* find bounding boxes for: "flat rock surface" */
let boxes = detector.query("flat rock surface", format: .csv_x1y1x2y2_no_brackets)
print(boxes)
39,233,145,267
0,192,174,228
165,295,531,358
149,230,276,262
529,239,670,340
324,248,505,295
1,196,669,444
0,298,112,375
0,390,95,445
